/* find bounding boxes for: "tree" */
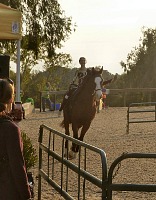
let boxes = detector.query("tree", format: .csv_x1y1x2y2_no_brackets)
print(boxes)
0,0,75,59
120,27,156,88
0,0,75,97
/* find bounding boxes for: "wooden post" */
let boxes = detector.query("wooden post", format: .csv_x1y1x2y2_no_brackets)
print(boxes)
148,91,152,102
39,92,42,112
54,94,56,110
123,90,127,107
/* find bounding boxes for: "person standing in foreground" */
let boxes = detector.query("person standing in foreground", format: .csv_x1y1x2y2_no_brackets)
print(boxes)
0,78,31,200
59,57,87,113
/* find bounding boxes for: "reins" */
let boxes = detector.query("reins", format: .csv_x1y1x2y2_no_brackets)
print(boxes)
74,69,103,98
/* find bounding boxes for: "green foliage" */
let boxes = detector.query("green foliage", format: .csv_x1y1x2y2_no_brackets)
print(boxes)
0,0,75,88
10,65,115,107
0,0,75,60
119,27,156,89
21,131,37,171
3,1,156,105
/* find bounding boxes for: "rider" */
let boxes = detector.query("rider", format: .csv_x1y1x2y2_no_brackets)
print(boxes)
59,57,87,113
73,57,87,85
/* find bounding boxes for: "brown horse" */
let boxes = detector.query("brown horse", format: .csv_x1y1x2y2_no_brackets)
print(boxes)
60,67,103,159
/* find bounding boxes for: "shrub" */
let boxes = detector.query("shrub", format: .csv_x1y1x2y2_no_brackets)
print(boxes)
21,131,38,171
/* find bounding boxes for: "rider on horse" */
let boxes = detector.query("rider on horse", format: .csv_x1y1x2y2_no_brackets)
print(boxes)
73,57,87,85
59,57,87,113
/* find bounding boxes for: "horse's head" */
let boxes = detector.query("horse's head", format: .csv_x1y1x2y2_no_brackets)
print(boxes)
86,67,103,100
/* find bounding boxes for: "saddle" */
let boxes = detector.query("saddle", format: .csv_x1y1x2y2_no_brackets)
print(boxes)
69,85,82,107
63,83,83,121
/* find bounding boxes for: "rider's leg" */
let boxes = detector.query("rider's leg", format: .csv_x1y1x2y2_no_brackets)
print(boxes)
59,92,70,111
59,87,77,112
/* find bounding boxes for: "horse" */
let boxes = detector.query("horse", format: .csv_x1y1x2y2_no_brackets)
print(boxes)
60,67,103,159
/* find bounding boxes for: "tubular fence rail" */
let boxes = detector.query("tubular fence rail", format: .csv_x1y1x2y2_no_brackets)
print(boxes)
39,90,66,112
38,124,156,200
38,124,108,200
39,88,156,110
127,102,156,134
107,152,156,199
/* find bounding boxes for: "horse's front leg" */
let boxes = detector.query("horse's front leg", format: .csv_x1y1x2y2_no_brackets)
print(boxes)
67,123,79,159
64,122,70,157
71,123,79,152
76,122,91,152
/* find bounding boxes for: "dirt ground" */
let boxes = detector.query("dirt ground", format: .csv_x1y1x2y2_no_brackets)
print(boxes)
19,107,156,200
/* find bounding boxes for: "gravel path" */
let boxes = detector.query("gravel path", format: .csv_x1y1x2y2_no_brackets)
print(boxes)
19,107,156,200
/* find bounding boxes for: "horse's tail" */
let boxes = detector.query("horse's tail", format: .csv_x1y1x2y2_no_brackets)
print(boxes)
60,120,65,128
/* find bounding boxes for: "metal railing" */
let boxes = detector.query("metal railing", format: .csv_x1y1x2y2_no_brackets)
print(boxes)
38,124,156,200
107,152,156,199
39,90,66,112
39,88,156,110
38,124,108,200
127,102,156,133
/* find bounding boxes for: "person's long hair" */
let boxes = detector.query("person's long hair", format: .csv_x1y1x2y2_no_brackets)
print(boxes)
0,79,14,112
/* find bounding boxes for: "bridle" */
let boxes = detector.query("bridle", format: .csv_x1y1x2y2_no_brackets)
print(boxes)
92,75,103,96
80,69,103,98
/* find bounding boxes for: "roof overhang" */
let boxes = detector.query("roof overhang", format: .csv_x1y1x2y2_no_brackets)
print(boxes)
0,3,22,40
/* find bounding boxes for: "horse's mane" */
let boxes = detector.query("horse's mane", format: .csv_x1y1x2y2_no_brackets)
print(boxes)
71,69,92,98
86,67,103,76
71,67,103,101
80,67,103,87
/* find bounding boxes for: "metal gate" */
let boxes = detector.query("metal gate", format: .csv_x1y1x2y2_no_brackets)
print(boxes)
38,124,108,200
38,124,156,200
127,102,156,133
107,152,156,199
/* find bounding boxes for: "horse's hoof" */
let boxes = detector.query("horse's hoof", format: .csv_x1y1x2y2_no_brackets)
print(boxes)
68,150,77,160
64,148,68,158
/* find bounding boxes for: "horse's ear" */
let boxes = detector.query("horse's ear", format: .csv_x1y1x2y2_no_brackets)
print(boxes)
99,66,103,74
87,68,92,75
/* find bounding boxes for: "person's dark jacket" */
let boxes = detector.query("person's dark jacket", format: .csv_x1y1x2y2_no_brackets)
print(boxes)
0,116,31,200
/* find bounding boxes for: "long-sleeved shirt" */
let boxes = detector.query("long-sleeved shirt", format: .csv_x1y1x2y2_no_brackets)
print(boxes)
72,68,87,85
0,116,31,200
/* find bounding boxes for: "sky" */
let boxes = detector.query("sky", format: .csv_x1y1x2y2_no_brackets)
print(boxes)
57,0,156,74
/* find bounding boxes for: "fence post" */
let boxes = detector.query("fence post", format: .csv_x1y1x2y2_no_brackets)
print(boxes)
155,104,156,121
38,126,43,200
123,90,127,107
126,105,130,134
39,92,42,112
54,93,56,110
